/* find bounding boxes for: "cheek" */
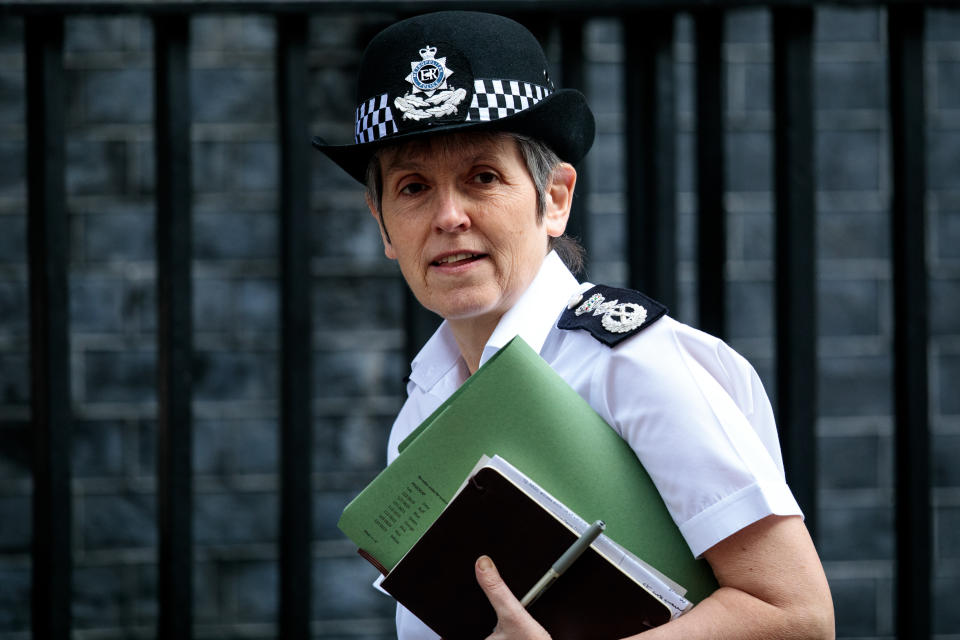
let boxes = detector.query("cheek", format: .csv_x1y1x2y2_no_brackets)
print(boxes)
380,215,425,264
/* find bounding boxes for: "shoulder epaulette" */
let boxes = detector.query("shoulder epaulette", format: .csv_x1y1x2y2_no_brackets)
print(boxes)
557,284,667,347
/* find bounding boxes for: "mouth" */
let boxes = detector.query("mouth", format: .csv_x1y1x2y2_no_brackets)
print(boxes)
431,252,487,267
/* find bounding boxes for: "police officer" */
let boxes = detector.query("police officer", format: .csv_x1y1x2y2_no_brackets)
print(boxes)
314,11,834,640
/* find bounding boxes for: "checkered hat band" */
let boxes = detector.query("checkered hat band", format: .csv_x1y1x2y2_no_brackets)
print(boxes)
355,93,398,144
466,79,551,122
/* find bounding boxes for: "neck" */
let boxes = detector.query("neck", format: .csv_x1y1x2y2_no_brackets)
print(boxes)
447,314,504,375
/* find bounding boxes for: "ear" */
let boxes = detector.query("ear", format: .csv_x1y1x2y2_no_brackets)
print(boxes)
366,193,397,260
544,163,576,238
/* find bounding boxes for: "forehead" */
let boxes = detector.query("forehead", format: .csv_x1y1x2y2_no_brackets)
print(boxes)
378,132,521,172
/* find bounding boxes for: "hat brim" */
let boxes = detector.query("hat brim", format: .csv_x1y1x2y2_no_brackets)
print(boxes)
312,88,595,184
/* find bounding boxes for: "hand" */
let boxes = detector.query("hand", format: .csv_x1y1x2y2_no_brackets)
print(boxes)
475,556,552,640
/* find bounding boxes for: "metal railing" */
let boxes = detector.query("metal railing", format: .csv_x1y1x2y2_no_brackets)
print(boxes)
2,0,946,638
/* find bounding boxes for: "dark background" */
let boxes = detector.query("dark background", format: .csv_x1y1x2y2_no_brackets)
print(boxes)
0,5,958,639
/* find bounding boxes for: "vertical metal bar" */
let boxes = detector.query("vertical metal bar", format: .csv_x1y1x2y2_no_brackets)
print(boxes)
277,13,313,640
694,9,727,338
624,10,677,309
154,14,193,640
888,6,930,639
25,15,71,640
772,7,817,536
559,17,590,277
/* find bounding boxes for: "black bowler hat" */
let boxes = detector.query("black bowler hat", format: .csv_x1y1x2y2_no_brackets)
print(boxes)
312,11,596,184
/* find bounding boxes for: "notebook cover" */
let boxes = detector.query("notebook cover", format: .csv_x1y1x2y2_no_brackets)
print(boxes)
381,467,672,640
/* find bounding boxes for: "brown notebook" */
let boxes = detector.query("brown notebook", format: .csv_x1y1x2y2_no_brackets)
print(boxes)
377,465,674,640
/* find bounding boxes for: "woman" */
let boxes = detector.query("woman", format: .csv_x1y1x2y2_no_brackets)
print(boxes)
314,11,835,640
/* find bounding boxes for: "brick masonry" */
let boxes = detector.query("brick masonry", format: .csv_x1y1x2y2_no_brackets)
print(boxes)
0,6,958,640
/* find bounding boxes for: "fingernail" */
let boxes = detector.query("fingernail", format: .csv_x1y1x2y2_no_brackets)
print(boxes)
477,555,493,572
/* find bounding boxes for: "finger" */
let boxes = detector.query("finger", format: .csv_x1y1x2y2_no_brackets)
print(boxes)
475,555,525,616
476,556,551,640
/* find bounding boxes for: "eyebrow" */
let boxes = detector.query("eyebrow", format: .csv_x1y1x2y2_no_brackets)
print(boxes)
381,157,428,175
382,150,505,178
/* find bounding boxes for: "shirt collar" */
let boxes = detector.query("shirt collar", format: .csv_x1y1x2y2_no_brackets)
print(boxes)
407,251,581,392
407,317,462,393
479,251,581,367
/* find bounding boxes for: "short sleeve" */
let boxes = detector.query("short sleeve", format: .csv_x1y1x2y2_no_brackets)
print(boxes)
594,318,802,557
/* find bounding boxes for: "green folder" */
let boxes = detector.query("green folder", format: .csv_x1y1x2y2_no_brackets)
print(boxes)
337,336,719,603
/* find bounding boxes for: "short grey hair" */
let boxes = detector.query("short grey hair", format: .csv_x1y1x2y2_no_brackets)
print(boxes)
364,131,585,274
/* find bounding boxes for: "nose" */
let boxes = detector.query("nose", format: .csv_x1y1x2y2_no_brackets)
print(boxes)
431,187,471,233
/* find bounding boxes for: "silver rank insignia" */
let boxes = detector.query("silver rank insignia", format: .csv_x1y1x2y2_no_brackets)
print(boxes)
558,285,667,346
575,293,647,333
394,45,467,121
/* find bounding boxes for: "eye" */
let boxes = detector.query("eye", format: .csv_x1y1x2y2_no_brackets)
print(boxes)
399,182,428,196
472,171,498,185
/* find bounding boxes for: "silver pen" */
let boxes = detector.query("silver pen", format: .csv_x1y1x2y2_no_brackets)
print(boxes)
519,519,606,608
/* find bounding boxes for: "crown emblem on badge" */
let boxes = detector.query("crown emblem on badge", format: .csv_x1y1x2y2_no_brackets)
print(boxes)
411,46,444,92
395,43,467,121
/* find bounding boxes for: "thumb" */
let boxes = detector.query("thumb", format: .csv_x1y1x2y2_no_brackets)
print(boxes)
475,556,551,640
475,555,523,615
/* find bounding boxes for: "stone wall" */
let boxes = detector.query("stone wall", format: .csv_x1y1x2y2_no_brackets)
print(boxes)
0,6,957,639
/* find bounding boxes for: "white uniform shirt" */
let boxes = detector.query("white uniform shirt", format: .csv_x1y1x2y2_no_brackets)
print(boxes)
387,251,802,640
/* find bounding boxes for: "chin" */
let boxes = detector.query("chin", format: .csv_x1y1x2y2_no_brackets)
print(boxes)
420,287,498,319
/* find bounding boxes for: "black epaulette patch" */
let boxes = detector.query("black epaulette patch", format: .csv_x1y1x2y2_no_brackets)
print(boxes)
557,285,667,347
